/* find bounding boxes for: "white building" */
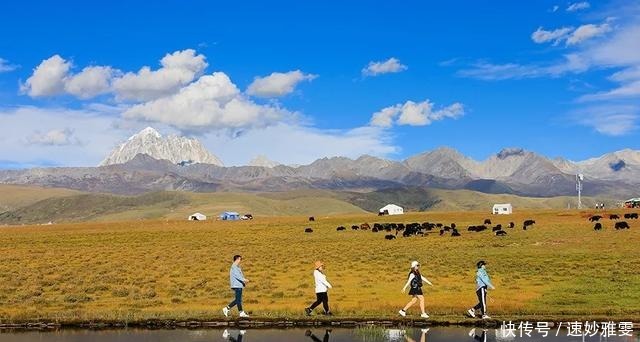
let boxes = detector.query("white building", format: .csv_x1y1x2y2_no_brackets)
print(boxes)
188,212,207,221
379,204,404,215
492,203,513,215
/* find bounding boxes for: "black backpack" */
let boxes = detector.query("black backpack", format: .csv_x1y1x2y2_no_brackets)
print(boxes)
409,270,423,288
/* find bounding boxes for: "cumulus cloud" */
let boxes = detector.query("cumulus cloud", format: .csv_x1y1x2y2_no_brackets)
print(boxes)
246,70,317,97
531,26,573,45
362,57,407,76
64,66,116,99
21,55,70,97
566,23,612,45
567,2,590,12
0,58,18,73
21,49,207,102
370,100,464,127
123,72,290,132
113,49,207,102
26,128,80,146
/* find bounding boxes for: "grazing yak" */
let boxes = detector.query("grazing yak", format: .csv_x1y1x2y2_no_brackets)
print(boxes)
451,229,461,237
439,229,445,236
351,225,359,230
304,228,313,233
361,223,371,230
451,223,457,229
594,223,603,231
372,227,379,232
624,213,639,219
372,223,382,230
615,221,630,230
385,234,396,240
523,220,536,230
495,230,507,236
436,223,443,228
492,225,502,232
484,219,492,225
508,222,515,228
609,214,620,220
589,215,603,222
337,226,346,231
308,216,315,222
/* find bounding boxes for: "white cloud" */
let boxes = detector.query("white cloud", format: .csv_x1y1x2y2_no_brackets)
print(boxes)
457,54,588,80
123,72,290,132
0,58,18,73
113,49,208,102
567,2,590,12
202,123,398,166
551,5,560,12
531,26,573,45
362,57,407,76
573,105,638,136
64,66,116,99
0,106,126,167
566,23,612,45
26,128,79,146
21,55,70,97
246,70,317,97
370,100,464,127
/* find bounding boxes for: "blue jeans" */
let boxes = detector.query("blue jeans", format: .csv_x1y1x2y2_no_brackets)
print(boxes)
228,288,243,312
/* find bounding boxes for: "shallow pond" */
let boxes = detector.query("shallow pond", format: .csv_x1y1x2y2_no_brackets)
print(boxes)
0,327,637,342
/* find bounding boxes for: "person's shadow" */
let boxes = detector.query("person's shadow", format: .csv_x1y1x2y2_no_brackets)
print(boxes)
305,329,331,342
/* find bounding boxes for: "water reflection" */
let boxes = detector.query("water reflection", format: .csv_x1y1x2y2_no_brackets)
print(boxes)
0,327,635,342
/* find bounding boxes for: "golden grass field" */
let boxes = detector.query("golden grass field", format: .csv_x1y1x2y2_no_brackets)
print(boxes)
0,209,638,323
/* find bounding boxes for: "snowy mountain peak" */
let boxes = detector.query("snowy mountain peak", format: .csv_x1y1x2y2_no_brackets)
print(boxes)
100,128,224,166
248,155,280,168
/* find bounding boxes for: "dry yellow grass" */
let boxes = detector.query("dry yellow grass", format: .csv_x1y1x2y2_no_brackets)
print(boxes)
0,209,638,323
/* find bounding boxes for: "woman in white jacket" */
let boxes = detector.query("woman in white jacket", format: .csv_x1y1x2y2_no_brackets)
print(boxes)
305,261,333,316
399,260,433,318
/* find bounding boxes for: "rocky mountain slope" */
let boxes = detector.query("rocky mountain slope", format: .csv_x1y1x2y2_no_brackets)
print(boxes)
100,127,224,166
1,127,639,198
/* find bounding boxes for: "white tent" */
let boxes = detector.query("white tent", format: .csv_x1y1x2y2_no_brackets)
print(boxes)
188,212,207,221
492,203,513,215
379,204,404,215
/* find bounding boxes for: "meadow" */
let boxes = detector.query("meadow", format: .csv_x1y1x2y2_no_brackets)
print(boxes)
0,209,638,324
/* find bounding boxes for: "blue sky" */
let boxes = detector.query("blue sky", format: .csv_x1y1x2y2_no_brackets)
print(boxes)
1,0,639,167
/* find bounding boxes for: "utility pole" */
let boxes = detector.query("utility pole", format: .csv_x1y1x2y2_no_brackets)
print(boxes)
576,174,584,209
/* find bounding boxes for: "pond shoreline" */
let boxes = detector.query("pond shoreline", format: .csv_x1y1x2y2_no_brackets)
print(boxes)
1,317,638,331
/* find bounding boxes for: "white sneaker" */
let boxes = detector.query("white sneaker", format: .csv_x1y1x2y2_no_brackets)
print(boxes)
467,308,476,318
222,330,229,338
222,306,230,317
239,330,246,335
420,313,429,319
398,309,406,317
482,314,491,320
421,328,430,334
239,311,250,318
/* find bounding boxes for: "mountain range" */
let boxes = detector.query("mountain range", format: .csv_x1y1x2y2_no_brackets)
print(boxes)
1,128,638,198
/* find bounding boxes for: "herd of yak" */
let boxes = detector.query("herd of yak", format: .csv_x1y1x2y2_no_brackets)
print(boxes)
303,212,637,238
589,212,636,230
303,217,536,239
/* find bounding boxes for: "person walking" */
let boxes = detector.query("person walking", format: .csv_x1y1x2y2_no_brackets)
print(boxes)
305,261,333,316
467,260,495,319
222,255,250,318
399,260,433,318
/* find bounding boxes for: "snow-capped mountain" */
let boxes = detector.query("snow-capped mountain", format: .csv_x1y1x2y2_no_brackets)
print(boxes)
248,155,280,168
100,127,224,166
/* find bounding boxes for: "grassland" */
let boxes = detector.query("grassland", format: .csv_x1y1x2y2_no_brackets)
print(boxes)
0,185,617,224
0,209,638,324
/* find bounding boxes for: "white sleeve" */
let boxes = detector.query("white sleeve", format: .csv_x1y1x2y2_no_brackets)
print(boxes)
402,273,415,290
